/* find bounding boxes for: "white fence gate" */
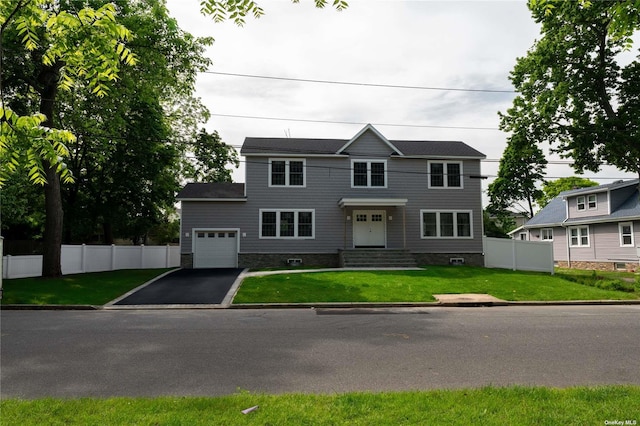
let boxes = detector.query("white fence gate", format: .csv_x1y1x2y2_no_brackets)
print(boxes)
483,237,554,274
2,244,180,279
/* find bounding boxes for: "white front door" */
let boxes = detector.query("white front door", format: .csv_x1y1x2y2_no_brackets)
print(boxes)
353,210,386,247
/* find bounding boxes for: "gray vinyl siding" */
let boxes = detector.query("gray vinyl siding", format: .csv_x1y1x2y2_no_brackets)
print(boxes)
181,130,484,256
567,192,608,218
527,221,640,263
342,128,397,156
241,154,483,253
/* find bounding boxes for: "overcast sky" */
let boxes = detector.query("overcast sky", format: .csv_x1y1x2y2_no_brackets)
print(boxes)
165,0,637,196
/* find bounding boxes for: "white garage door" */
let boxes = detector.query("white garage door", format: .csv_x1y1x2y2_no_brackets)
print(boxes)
194,230,238,268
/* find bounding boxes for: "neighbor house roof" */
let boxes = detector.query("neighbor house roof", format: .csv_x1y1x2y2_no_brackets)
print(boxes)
241,137,485,159
524,179,640,228
176,183,246,201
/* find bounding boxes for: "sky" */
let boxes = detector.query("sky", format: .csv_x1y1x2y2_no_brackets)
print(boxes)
164,0,637,203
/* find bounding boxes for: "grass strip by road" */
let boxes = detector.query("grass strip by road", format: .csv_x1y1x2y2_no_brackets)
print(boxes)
1,386,638,425
1,269,173,305
234,266,640,303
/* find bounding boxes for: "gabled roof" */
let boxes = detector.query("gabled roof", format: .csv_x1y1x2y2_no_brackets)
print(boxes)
525,179,640,228
177,183,246,201
336,124,403,155
240,125,485,158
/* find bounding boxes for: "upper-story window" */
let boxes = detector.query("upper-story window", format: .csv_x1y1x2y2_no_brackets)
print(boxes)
269,159,305,187
577,194,597,211
428,161,462,189
352,160,387,188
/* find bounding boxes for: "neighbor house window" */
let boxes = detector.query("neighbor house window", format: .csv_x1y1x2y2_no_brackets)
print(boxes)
569,226,589,247
428,161,462,188
260,210,315,239
352,160,387,188
576,194,597,211
421,210,472,238
619,222,634,247
269,159,305,187
541,228,553,241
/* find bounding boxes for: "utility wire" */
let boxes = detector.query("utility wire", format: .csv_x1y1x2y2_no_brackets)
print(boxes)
202,71,517,94
210,113,501,131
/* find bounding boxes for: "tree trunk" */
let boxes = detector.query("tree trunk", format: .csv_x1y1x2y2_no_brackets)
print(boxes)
103,222,114,245
42,162,63,277
38,62,64,278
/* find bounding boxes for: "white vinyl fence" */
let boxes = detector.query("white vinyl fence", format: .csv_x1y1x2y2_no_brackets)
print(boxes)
2,244,180,279
483,237,554,274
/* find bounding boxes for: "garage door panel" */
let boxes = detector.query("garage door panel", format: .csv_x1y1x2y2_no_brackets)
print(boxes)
194,231,237,268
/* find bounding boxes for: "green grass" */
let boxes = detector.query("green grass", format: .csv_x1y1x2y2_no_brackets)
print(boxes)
233,266,640,304
1,269,173,305
1,386,638,425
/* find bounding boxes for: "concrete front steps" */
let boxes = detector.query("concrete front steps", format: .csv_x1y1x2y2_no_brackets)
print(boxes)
339,249,418,268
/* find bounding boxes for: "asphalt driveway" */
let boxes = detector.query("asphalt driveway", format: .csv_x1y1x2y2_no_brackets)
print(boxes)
114,268,243,305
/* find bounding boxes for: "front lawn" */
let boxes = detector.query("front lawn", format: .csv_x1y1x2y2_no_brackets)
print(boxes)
1,386,638,425
1,269,173,305
233,266,640,304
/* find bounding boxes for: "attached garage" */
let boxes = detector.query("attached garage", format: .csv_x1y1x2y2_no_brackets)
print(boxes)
193,230,238,268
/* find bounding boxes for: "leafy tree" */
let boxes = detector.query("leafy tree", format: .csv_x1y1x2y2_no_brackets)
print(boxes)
57,0,214,244
1,0,136,277
537,176,599,208
502,0,640,180
482,210,514,239
487,131,547,219
184,129,239,183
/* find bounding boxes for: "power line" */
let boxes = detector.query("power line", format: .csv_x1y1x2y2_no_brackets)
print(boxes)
210,113,501,131
202,71,517,94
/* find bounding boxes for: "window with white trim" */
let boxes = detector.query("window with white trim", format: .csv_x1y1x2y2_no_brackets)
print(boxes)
587,194,597,209
260,210,314,239
576,196,586,211
428,161,462,188
569,226,589,247
351,160,386,188
269,159,305,187
421,210,472,238
541,228,553,241
619,222,634,247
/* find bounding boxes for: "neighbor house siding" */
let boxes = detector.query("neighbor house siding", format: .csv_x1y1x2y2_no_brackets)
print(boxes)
567,192,608,219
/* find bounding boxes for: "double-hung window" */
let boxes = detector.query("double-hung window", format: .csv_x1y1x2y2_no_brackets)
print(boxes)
577,194,597,211
260,210,314,239
421,210,472,238
269,159,305,187
569,226,589,247
619,222,634,247
541,228,553,241
352,160,386,188
428,161,462,188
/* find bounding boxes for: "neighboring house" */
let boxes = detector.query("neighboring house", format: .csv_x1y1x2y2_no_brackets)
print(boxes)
177,124,486,269
523,179,640,271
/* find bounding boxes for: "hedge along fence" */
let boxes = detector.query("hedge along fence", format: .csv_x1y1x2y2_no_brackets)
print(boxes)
2,244,180,279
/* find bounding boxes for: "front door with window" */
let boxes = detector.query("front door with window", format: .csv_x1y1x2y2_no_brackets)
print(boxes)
353,210,386,247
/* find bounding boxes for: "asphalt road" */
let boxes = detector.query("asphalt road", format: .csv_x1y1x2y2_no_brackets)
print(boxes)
1,306,639,398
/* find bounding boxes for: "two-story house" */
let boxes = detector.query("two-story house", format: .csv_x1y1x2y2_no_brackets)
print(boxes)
522,179,640,270
177,124,486,269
